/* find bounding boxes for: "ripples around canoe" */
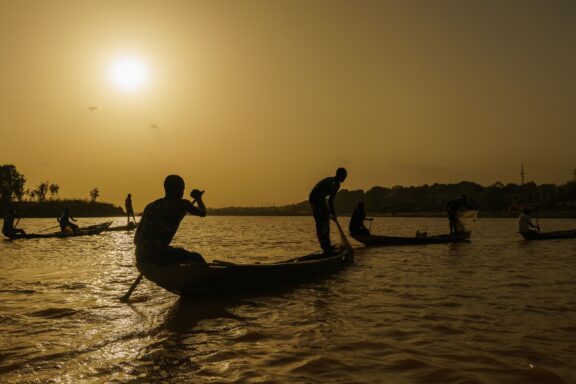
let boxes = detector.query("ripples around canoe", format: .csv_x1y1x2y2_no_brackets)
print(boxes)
1,216,575,383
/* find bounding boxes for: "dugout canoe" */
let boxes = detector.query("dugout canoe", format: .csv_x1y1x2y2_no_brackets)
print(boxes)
137,247,354,297
5,222,112,240
350,232,470,247
520,229,576,241
104,222,138,232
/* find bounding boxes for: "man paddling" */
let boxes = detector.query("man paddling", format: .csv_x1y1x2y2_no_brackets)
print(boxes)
2,208,26,238
58,208,79,233
309,167,347,254
134,174,207,265
349,202,372,236
518,208,540,238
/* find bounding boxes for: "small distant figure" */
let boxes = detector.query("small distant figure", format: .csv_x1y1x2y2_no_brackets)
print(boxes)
518,208,540,237
446,195,471,236
58,208,79,233
125,193,137,226
134,175,207,265
349,202,372,236
309,167,347,254
2,208,26,238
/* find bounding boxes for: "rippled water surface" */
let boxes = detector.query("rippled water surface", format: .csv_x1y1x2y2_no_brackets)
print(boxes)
1,216,575,383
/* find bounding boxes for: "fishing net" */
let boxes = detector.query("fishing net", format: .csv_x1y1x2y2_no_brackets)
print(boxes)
456,210,479,234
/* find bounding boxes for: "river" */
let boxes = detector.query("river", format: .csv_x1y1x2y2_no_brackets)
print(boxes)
1,216,575,383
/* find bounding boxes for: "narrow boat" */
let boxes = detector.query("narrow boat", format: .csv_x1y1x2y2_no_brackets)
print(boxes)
520,229,576,240
137,247,354,297
104,222,138,232
5,222,112,240
352,210,478,247
351,232,469,246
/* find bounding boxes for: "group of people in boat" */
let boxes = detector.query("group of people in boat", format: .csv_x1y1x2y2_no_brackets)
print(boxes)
2,193,138,238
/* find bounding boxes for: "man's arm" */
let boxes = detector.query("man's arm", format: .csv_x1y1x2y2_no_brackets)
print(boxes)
186,189,206,217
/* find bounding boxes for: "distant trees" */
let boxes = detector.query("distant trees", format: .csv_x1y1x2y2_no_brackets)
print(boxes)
49,183,59,199
34,181,49,201
89,188,100,203
0,164,26,204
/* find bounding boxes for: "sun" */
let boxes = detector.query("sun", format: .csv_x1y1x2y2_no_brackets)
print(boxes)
109,57,149,91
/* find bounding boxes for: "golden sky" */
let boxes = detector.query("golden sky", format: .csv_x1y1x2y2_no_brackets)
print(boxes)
1,0,575,209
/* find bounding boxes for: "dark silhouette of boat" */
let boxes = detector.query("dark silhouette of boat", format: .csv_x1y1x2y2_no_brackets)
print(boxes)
350,232,469,246
137,247,354,297
5,222,112,240
104,222,138,232
521,229,576,240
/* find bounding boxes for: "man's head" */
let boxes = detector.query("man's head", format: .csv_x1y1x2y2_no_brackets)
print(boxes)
127,193,131,198
523,207,532,215
164,175,185,198
335,167,347,183
358,202,365,210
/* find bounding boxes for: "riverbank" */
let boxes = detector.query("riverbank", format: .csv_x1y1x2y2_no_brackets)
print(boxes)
4,200,125,218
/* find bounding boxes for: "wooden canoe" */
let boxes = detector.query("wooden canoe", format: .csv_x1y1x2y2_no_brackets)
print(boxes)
520,229,576,240
137,247,354,297
5,222,112,240
350,232,470,247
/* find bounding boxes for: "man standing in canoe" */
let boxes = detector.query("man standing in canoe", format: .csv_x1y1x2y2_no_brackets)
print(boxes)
309,167,347,254
134,175,207,265
446,195,470,236
125,193,137,226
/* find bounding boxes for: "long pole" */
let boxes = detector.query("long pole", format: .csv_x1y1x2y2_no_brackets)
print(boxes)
120,274,143,302
38,224,61,233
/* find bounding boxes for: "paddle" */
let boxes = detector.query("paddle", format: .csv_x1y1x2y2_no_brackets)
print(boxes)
38,224,61,233
120,273,143,302
534,207,541,232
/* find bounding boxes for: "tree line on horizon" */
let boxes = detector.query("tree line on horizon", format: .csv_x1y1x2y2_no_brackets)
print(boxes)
209,180,576,217
3,164,576,217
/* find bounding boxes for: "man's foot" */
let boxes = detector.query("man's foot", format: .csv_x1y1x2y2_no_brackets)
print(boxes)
322,245,338,255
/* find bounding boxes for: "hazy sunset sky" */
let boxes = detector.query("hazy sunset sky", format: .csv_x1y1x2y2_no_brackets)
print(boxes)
1,0,575,209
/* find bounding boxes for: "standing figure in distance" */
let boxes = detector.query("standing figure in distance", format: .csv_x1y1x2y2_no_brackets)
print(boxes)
446,195,470,236
125,193,137,226
349,202,372,237
134,174,207,265
308,167,347,254
58,208,79,233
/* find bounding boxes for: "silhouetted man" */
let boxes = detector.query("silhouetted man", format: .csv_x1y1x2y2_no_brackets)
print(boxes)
125,193,136,226
446,195,470,236
349,202,372,236
134,175,207,265
2,208,26,238
58,208,79,233
309,167,347,253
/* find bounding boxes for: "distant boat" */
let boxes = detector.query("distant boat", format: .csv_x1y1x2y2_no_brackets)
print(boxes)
520,229,576,241
5,222,112,240
137,247,353,297
351,232,469,246
351,210,478,247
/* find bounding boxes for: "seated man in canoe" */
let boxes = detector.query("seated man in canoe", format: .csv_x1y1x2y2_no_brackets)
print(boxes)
2,208,26,238
518,208,540,238
309,167,347,254
134,174,207,265
349,202,372,237
58,208,79,233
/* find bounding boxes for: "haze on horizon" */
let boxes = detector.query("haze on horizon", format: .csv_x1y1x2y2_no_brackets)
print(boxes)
1,0,575,210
